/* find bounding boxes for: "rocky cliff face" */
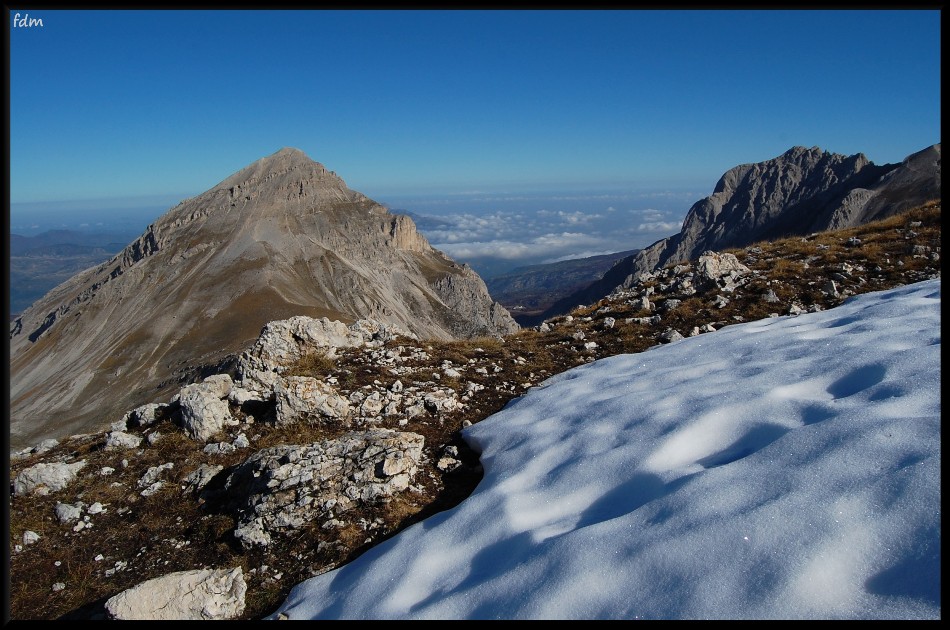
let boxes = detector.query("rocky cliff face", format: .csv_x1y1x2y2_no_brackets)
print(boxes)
9,148,518,452
543,143,941,317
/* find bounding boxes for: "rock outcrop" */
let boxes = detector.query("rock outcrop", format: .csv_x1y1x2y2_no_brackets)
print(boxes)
203,429,426,549
104,567,246,620
9,148,517,452
543,143,941,317
235,316,410,395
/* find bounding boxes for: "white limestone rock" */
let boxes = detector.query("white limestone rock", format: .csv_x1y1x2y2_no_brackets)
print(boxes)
274,376,351,426
105,431,142,450
138,463,174,489
13,460,87,496
694,251,752,293
207,429,424,549
177,381,234,442
105,567,246,620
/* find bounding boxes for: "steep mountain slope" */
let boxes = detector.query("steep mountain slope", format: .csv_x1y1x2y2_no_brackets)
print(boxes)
9,148,518,452
543,143,941,317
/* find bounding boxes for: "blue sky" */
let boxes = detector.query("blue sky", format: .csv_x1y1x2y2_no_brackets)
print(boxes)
8,9,941,270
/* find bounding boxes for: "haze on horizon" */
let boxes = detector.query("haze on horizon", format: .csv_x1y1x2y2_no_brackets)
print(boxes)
9,9,940,273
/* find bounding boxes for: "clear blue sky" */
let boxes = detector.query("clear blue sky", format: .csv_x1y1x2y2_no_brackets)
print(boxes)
9,8,941,206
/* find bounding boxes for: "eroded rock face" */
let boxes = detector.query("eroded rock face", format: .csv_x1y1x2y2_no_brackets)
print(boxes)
204,429,425,548
236,317,412,394
104,567,246,620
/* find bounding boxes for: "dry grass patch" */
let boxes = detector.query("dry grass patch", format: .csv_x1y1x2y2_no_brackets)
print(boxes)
286,349,337,378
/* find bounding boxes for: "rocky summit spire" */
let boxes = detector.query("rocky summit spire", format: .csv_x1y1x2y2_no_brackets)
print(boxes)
9,149,518,452
216,147,341,190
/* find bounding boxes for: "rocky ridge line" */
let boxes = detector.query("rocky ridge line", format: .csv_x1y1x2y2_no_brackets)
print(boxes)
542,143,941,318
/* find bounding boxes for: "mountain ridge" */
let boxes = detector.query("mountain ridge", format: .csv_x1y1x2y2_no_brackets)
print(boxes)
541,143,941,318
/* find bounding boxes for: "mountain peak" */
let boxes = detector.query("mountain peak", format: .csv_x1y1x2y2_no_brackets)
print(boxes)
10,147,519,451
539,142,939,320
273,146,307,157
215,147,339,192
780,145,828,160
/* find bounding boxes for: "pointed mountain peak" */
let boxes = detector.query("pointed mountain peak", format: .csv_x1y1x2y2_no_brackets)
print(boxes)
273,146,308,158
214,147,342,191
261,147,321,168
780,145,825,159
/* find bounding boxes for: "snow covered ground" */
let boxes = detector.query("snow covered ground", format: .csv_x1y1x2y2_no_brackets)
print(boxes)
271,279,941,620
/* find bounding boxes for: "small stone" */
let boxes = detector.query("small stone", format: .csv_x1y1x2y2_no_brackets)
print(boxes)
55,502,85,523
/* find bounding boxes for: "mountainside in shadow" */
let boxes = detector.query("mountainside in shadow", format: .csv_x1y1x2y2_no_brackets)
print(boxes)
542,143,941,318
9,148,518,452
486,249,639,326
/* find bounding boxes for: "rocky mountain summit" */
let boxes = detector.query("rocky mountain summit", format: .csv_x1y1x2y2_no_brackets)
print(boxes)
9,148,518,452
543,143,941,317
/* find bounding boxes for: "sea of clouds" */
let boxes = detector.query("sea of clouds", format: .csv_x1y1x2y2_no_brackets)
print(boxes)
379,188,698,277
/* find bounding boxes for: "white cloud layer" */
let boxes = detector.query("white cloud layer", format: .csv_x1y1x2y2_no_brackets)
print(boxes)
436,232,605,261
417,207,685,273
382,189,700,275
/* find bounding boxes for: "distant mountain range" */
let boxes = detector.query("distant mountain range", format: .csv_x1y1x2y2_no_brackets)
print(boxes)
10,229,139,256
9,148,518,451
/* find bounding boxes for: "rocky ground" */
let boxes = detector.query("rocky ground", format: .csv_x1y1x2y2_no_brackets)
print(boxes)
7,201,941,620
